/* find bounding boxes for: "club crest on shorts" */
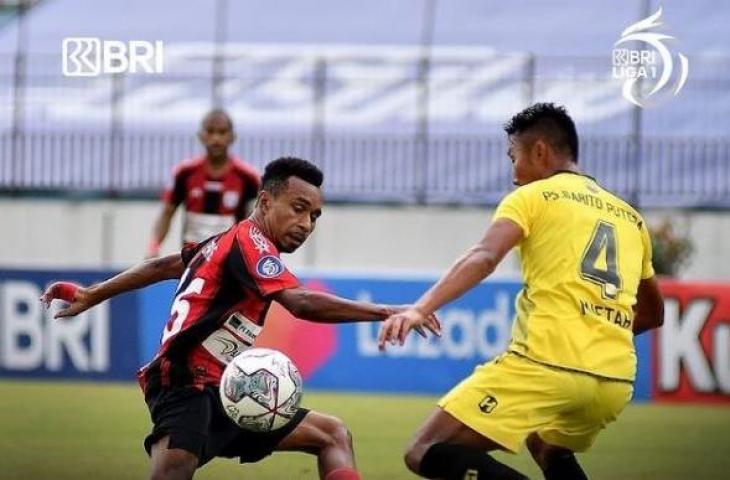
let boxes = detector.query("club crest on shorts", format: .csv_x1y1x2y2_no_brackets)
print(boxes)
478,395,498,414
256,256,284,278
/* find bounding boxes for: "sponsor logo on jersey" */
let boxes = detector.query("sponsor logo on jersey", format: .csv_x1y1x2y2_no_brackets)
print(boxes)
249,226,271,254
256,256,284,278
204,180,223,192
201,313,262,365
201,239,218,261
214,337,242,357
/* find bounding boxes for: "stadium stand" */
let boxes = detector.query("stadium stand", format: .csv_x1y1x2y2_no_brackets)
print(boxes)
0,0,727,206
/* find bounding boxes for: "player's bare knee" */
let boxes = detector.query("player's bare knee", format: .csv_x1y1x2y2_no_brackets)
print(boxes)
403,440,429,474
527,434,577,473
149,439,197,480
329,418,353,449
403,447,419,474
149,459,196,480
317,415,353,452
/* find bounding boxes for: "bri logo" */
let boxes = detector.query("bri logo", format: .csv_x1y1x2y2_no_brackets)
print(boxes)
62,38,164,77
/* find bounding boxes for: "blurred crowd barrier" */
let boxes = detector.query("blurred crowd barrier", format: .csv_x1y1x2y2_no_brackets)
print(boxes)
0,47,728,207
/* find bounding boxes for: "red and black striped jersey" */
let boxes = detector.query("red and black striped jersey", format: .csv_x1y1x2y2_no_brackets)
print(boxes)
162,156,261,244
138,219,298,392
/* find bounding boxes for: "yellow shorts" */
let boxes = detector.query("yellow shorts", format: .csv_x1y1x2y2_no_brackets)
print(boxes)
438,352,633,453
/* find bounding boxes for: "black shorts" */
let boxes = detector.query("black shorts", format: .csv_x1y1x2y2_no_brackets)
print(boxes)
143,384,309,465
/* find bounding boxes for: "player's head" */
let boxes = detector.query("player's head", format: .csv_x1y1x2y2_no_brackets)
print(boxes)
503,103,579,186
199,109,235,160
256,157,323,253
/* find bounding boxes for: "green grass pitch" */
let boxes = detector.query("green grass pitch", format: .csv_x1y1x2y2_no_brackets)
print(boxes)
1,380,728,479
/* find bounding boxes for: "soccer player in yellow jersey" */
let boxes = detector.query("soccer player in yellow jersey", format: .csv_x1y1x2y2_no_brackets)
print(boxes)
378,103,665,480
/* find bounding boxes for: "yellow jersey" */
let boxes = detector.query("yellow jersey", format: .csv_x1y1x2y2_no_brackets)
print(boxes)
493,171,654,382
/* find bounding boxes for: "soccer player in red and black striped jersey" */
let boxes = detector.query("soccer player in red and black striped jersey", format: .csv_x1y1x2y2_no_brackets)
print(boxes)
147,109,261,257
42,157,440,480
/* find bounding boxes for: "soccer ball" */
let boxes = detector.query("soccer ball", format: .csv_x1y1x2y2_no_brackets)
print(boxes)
219,348,303,432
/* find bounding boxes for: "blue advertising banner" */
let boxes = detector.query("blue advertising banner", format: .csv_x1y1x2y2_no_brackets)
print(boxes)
138,280,177,364
0,269,139,381
0,269,652,401
303,277,522,394
254,275,653,401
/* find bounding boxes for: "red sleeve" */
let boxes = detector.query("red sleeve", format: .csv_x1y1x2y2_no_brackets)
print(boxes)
162,164,188,206
180,236,217,266
235,223,299,297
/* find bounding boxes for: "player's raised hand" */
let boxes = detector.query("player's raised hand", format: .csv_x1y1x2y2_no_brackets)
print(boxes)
40,281,95,319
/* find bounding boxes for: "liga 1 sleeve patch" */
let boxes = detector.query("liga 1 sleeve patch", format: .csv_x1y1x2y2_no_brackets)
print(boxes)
256,255,285,278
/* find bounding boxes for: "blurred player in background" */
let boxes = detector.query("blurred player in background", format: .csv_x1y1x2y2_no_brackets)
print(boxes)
44,157,439,480
379,103,665,480
147,109,261,258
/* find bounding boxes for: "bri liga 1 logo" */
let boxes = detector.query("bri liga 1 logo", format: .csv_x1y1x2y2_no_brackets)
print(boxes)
612,7,688,107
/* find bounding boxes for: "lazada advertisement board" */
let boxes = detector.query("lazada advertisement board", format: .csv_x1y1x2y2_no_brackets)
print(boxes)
258,277,523,395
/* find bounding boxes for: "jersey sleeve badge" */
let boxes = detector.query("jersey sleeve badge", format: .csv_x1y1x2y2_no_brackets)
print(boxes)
256,256,285,278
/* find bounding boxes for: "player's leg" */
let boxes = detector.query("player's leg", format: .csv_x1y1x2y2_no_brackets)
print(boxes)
526,433,586,480
405,407,528,480
148,435,199,480
142,385,219,480
404,353,558,479
275,410,360,480
529,377,632,480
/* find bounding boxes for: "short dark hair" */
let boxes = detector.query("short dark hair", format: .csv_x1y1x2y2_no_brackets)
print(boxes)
503,103,579,162
262,157,324,195
201,108,233,131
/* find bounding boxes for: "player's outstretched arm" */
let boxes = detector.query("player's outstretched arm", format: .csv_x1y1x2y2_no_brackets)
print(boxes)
272,287,440,332
273,287,388,322
412,219,522,316
41,253,185,319
378,218,522,349
146,203,176,258
632,276,664,335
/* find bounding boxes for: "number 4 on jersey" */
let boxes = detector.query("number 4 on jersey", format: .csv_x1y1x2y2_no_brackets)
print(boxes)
580,221,622,299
